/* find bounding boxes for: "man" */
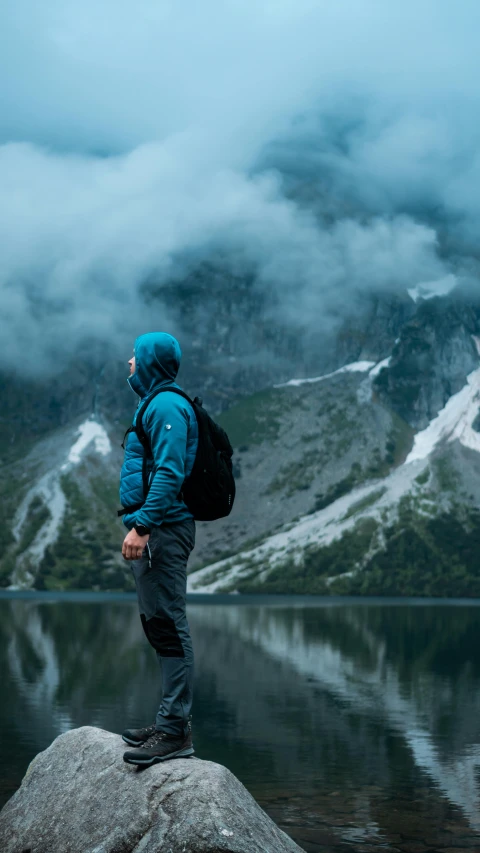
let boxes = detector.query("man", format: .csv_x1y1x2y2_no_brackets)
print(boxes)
119,331,198,766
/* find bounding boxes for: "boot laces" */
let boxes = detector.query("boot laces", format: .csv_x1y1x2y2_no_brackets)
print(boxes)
141,730,169,749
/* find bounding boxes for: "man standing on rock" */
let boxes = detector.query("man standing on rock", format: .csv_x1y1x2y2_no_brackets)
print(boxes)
118,331,198,765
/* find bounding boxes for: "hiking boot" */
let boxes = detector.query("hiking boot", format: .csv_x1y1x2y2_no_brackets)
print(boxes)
123,727,194,766
122,715,192,748
122,722,157,747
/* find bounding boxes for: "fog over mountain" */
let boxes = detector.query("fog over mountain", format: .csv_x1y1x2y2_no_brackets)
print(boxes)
1,0,480,373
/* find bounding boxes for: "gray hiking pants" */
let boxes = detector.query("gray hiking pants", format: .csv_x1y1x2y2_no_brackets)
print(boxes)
131,518,196,738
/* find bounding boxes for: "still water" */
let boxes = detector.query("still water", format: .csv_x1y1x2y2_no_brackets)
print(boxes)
1,593,480,852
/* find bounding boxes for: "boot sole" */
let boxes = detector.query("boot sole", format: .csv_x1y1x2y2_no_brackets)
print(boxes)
123,746,195,766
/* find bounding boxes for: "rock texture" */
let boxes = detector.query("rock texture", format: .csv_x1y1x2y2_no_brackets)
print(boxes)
0,726,304,853
374,295,480,428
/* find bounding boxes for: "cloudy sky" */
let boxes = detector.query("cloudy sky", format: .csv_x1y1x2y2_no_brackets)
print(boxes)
1,0,479,371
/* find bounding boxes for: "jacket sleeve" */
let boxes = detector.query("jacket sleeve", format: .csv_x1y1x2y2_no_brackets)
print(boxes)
133,393,189,530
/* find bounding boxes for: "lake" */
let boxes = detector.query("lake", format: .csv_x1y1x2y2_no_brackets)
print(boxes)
1,592,480,853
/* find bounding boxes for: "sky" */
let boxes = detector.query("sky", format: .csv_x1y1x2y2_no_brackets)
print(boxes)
1,0,480,373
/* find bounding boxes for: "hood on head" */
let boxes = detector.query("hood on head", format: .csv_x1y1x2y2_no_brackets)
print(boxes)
128,332,182,398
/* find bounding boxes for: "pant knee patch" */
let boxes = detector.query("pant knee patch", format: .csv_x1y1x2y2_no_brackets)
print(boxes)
140,613,185,657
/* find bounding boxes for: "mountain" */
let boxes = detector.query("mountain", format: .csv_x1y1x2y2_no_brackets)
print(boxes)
2,286,480,595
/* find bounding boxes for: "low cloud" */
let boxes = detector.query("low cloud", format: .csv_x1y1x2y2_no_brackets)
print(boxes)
1,0,479,373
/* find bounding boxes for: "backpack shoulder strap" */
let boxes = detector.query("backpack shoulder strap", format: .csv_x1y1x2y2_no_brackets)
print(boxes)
135,385,197,451
118,386,198,515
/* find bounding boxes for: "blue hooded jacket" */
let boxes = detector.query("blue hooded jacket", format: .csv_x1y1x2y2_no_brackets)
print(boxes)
119,332,198,530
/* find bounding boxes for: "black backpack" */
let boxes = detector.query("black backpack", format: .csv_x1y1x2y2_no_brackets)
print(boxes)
119,386,235,522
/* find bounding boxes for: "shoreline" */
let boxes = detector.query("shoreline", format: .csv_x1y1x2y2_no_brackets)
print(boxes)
2,589,480,606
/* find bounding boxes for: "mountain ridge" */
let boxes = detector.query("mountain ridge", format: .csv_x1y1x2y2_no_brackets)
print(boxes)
2,287,480,594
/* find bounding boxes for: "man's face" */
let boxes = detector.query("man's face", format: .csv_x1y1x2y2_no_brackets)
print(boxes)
128,354,136,375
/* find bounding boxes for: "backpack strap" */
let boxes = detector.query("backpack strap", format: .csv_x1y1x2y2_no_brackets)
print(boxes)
134,385,197,451
117,386,198,518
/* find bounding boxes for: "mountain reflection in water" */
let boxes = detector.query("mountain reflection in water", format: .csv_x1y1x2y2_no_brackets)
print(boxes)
2,595,480,853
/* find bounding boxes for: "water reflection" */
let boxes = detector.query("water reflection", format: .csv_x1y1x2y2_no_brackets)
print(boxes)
2,597,480,852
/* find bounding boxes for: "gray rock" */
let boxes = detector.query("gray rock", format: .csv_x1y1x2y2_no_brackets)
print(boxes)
0,726,305,853
374,294,480,428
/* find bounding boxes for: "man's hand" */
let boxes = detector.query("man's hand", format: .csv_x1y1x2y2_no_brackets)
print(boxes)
122,529,150,561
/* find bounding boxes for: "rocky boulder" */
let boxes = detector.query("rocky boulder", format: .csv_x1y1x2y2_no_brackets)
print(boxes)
0,726,305,853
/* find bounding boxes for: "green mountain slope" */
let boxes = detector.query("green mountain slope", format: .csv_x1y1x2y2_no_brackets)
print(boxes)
2,291,480,595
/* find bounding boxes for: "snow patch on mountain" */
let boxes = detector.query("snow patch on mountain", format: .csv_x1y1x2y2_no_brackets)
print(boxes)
369,357,391,378
274,361,375,388
406,367,480,463
61,418,111,470
9,418,112,588
189,337,480,594
188,457,426,593
356,357,393,403
9,471,67,588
